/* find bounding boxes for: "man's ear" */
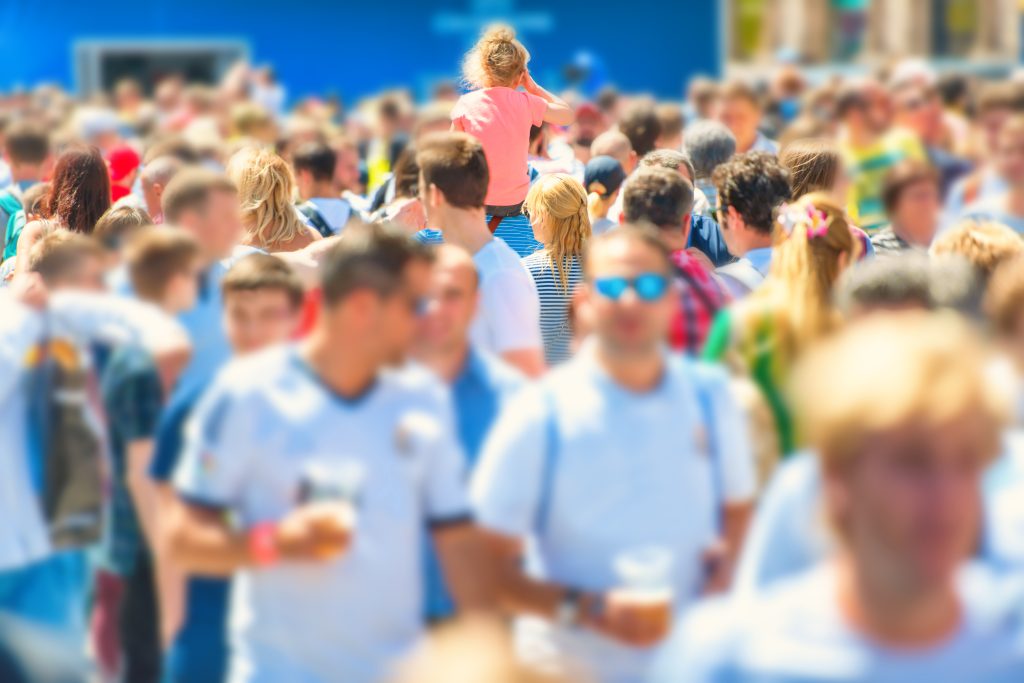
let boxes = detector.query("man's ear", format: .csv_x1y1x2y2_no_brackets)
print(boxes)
428,182,443,209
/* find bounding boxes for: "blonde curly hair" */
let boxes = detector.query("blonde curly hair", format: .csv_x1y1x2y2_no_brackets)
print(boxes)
462,24,530,90
226,146,307,250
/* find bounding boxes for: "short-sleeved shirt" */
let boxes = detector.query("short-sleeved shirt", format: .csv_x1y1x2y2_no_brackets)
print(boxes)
469,237,543,355
150,380,230,683
521,251,584,365
671,250,732,356
471,342,756,682
173,347,469,683
843,130,925,233
99,347,164,576
452,87,548,206
650,563,1024,683
716,247,772,298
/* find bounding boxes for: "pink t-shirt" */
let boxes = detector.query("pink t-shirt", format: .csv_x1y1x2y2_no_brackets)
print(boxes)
452,87,548,206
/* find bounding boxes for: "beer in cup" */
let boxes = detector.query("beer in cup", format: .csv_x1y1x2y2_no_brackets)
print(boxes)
608,546,675,642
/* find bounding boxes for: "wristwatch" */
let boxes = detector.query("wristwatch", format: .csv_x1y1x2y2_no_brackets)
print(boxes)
556,588,582,628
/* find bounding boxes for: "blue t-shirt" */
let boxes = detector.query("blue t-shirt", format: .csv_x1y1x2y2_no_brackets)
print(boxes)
149,380,229,683
100,346,164,576
424,350,523,619
688,214,734,268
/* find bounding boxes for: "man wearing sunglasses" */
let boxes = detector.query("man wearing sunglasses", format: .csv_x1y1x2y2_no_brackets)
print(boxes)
166,224,487,683
471,227,756,683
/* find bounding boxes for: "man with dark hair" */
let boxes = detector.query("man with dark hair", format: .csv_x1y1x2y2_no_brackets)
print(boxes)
166,224,485,683
623,167,731,354
712,152,791,295
873,159,941,255
618,101,662,158
292,141,357,237
0,121,51,249
639,149,733,267
418,132,544,377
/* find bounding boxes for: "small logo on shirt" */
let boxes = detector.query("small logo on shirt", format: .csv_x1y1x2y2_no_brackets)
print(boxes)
394,423,414,458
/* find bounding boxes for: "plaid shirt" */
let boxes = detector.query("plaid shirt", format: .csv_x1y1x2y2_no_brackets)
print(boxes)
670,250,732,355
100,346,164,576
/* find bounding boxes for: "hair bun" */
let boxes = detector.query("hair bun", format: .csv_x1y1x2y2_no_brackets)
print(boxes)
482,23,516,44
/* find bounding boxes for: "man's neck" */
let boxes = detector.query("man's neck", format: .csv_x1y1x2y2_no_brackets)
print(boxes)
595,342,665,393
734,230,772,257
736,130,758,153
891,221,931,247
417,341,470,384
844,124,878,149
300,326,379,399
836,556,961,647
308,182,336,201
438,207,493,255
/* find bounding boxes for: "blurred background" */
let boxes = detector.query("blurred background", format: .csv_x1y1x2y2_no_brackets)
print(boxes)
1,0,1020,105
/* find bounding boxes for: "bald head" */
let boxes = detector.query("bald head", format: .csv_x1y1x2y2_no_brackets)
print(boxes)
591,131,636,174
435,244,479,291
416,244,480,357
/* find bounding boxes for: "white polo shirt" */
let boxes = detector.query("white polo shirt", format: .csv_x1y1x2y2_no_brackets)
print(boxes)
0,292,187,571
469,237,543,355
471,342,756,682
174,348,469,683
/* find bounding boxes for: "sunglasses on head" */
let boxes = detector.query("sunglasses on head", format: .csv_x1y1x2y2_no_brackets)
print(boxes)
593,273,669,302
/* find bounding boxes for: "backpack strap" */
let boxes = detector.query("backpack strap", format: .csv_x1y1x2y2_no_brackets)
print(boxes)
298,202,334,238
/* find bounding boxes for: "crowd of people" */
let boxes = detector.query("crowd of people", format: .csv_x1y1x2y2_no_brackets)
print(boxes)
5,23,1024,683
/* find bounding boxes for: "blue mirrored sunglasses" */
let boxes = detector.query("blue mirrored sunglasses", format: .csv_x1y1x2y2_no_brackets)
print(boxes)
593,273,669,302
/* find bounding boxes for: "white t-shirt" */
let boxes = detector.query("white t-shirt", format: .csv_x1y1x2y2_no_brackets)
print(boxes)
469,237,542,355
650,563,1024,683
0,291,187,570
471,342,756,683
174,348,469,683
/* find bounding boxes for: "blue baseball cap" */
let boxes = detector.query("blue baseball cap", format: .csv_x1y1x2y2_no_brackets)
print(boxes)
584,155,627,198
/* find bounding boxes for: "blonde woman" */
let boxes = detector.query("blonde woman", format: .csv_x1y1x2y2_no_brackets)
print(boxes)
522,173,591,364
227,146,321,253
703,193,859,456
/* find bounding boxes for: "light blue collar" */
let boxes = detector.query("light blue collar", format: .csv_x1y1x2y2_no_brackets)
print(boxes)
745,247,773,275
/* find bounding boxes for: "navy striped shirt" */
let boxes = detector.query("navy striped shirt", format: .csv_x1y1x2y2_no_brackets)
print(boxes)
490,213,543,258
522,250,583,365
